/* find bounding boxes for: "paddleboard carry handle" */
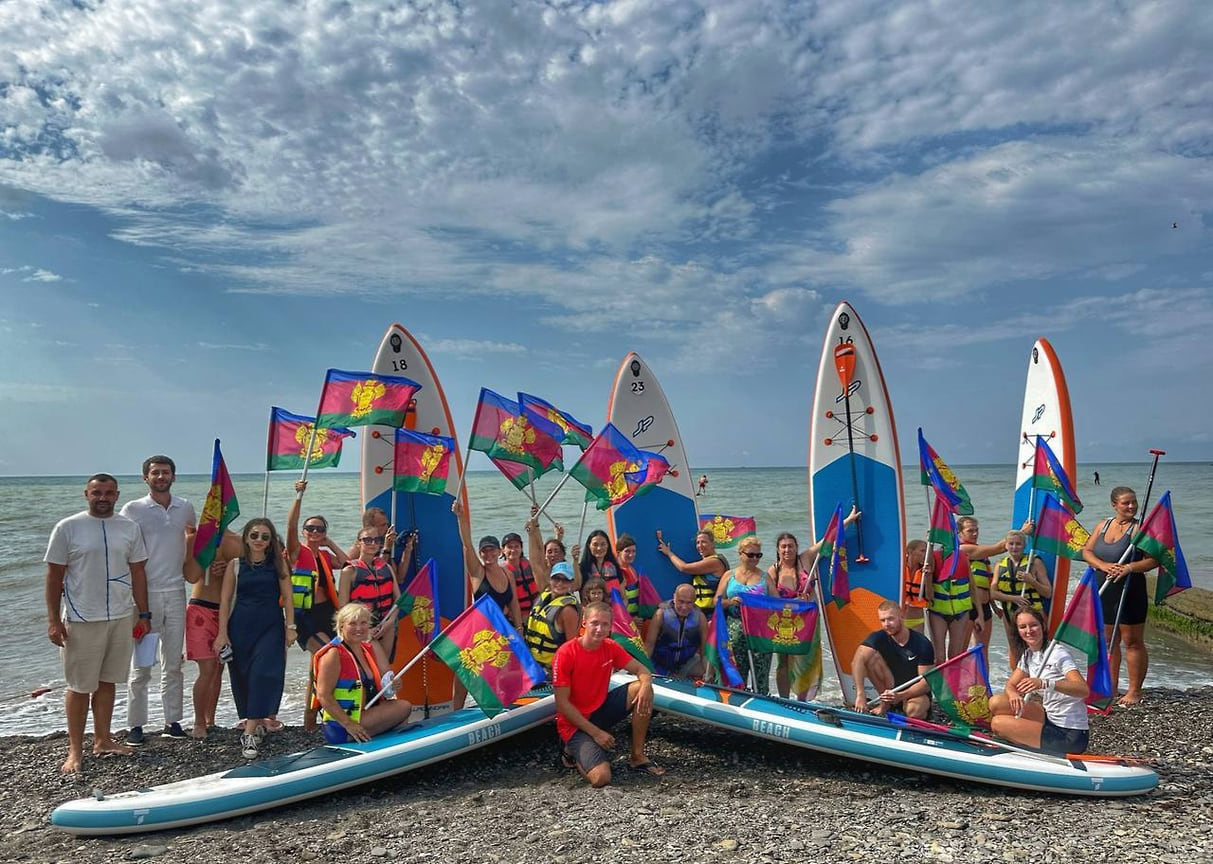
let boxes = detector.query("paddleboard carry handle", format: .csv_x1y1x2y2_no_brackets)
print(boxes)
833,337,869,563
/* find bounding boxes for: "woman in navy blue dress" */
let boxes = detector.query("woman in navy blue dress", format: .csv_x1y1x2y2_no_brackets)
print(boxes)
214,519,295,759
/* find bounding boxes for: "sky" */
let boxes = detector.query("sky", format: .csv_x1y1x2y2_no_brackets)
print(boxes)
1,1,1211,476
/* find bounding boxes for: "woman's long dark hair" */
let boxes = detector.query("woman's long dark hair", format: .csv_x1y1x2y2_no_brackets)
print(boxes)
241,517,284,570
579,529,621,581
1010,606,1048,660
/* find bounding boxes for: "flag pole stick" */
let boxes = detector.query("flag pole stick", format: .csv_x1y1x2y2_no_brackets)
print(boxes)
262,470,270,519
576,501,589,549
885,644,983,697
534,470,575,520
451,442,474,505
525,468,559,530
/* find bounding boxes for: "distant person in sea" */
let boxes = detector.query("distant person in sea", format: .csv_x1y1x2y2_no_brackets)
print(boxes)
988,608,1089,755
313,603,412,744
713,536,775,695
288,480,348,730
990,530,1052,668
44,473,150,773
901,540,928,634
1093,471,1101,486
697,475,708,496
338,525,399,656
643,584,707,679
1082,486,1157,707
554,601,663,786
501,531,540,619
120,455,196,744
524,562,581,670
183,528,242,739
850,600,934,719
524,506,566,590
657,528,729,614
213,518,295,759
957,516,1033,657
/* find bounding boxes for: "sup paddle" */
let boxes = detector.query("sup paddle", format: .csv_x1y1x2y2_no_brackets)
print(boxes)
833,338,869,563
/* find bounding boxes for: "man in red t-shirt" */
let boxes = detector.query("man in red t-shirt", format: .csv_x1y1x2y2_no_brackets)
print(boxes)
553,601,662,786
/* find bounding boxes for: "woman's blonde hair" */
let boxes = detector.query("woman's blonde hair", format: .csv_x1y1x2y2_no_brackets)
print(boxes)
737,535,762,555
334,602,372,633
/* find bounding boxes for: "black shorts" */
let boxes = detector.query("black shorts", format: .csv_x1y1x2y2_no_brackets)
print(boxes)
564,685,632,772
968,602,993,622
297,602,336,650
1040,717,1088,756
1098,573,1148,627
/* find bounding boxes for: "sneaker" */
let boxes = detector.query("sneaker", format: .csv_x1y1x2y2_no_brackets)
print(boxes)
127,726,145,746
240,733,259,759
161,722,187,739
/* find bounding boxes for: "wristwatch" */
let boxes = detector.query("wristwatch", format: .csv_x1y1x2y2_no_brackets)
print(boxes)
138,612,152,620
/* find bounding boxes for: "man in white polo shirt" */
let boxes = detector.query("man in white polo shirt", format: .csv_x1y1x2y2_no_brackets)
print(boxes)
45,473,150,773
120,455,197,743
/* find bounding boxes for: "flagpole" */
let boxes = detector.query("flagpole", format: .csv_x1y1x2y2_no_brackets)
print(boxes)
534,470,576,520
261,470,270,519
576,501,589,549
525,468,559,530
451,441,474,504
885,644,983,697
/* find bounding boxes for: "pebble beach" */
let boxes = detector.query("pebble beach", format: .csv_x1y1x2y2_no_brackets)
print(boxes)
5,686,1212,864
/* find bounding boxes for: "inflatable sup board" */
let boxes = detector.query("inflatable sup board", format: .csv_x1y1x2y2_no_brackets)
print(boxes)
51,692,555,835
361,323,469,715
652,679,1156,797
1013,338,1076,633
809,301,906,704
606,352,700,604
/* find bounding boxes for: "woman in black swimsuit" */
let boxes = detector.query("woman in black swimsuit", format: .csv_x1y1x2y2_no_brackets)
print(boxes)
1081,486,1158,706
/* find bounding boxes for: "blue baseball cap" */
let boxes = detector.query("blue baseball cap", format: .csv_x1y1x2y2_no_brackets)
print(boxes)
550,562,575,581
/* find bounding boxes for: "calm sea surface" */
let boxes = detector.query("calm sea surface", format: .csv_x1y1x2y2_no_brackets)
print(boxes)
3,463,1210,736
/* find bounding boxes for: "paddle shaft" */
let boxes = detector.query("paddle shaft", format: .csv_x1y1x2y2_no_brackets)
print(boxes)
833,340,868,562
1099,449,1166,634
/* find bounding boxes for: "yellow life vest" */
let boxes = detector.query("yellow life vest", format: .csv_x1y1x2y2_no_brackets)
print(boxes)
523,590,580,667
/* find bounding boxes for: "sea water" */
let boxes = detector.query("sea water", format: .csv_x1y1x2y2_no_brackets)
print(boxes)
2,464,1210,736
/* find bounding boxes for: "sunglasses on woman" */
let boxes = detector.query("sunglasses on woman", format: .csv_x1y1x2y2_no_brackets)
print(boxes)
303,524,326,533
742,551,763,560
249,532,272,541
360,535,384,545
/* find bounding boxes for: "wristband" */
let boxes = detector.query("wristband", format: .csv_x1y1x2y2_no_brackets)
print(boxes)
286,623,298,630
138,612,152,620
295,491,305,501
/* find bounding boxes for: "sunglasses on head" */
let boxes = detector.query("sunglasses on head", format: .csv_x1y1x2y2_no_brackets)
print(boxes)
249,532,272,541
742,551,763,560
303,524,326,533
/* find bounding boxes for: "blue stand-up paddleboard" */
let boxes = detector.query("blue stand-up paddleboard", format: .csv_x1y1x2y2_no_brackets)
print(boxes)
809,302,906,704
651,679,1156,797
607,352,700,604
361,323,470,716
51,693,555,835
1013,338,1077,632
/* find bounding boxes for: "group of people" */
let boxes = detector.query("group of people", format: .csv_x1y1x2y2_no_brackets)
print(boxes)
855,485,1159,755
44,460,1156,777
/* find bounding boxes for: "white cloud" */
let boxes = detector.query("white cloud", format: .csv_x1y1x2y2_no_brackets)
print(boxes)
425,338,528,357
196,341,270,351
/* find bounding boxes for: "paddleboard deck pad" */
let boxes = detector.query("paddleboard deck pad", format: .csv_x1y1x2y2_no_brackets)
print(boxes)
652,679,1157,797
51,692,555,835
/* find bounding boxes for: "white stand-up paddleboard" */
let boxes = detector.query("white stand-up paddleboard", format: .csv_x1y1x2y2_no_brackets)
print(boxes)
1013,338,1077,633
607,352,700,603
809,301,906,704
361,323,470,716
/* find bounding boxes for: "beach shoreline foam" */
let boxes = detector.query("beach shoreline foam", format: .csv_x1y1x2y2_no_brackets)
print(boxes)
6,687,1211,863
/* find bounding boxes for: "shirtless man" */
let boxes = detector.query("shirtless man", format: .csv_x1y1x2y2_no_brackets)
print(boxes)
183,529,242,739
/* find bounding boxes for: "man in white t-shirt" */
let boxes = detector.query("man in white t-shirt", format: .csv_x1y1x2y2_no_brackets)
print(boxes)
120,455,197,743
45,473,150,773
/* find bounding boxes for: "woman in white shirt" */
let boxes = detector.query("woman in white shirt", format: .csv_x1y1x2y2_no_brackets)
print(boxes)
988,607,1090,755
